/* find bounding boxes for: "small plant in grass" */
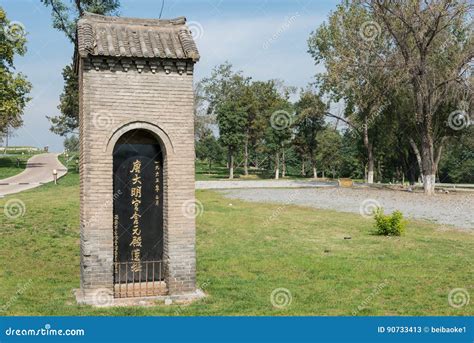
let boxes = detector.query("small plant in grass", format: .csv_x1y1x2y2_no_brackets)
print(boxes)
373,208,406,236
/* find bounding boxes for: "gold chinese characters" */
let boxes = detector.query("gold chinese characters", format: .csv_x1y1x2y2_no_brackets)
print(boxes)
129,159,142,272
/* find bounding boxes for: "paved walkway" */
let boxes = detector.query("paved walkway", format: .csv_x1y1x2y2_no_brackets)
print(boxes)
0,153,67,197
196,179,336,189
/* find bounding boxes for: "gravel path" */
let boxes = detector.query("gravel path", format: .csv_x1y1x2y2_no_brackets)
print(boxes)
196,179,335,189
219,187,474,230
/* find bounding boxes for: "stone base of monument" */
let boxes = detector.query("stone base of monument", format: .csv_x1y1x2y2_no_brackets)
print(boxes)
74,288,206,307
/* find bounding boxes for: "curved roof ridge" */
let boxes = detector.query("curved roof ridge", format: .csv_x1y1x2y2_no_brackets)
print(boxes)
77,13,199,61
81,12,187,26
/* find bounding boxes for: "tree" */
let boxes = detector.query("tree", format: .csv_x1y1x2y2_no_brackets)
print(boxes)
48,64,79,135
0,7,31,139
194,83,215,143
215,84,248,179
41,0,120,136
241,82,265,176
365,0,473,194
438,128,474,184
339,130,364,179
261,80,294,179
293,89,326,178
200,63,250,179
64,134,79,152
308,1,395,184
196,132,224,171
245,80,292,177
316,127,343,179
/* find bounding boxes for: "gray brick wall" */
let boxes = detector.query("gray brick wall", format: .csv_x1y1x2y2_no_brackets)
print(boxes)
79,58,197,296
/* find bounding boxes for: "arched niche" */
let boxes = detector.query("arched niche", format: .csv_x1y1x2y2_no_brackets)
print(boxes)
112,129,165,290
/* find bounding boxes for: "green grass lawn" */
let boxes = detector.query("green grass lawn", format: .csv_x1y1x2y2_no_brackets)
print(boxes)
0,169,472,316
0,154,37,180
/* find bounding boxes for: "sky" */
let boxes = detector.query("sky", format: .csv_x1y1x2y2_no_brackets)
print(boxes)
2,0,338,152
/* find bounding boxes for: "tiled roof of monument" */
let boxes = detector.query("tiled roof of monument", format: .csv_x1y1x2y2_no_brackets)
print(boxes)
77,12,200,61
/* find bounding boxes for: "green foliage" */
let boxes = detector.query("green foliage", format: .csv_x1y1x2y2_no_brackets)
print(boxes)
215,91,248,152
40,0,120,42
201,63,249,152
439,129,474,184
42,0,120,135
339,131,364,179
196,133,224,170
0,7,31,134
316,127,343,178
63,135,79,152
47,64,79,136
293,89,326,171
374,208,406,236
200,63,295,178
261,81,294,153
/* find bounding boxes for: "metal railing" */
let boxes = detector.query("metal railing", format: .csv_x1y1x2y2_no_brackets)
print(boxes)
114,260,167,298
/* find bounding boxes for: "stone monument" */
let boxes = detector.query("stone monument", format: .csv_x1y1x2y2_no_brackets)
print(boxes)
74,12,202,305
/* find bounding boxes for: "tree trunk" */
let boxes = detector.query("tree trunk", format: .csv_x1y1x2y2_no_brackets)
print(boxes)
412,70,439,195
407,155,417,186
377,160,382,183
274,152,280,180
282,150,286,178
408,137,424,184
311,157,317,179
367,150,374,184
420,129,435,195
301,157,306,176
421,136,446,194
229,148,234,179
244,133,249,176
363,117,374,184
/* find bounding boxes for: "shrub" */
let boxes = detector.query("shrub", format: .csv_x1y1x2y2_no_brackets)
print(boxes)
373,208,406,236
